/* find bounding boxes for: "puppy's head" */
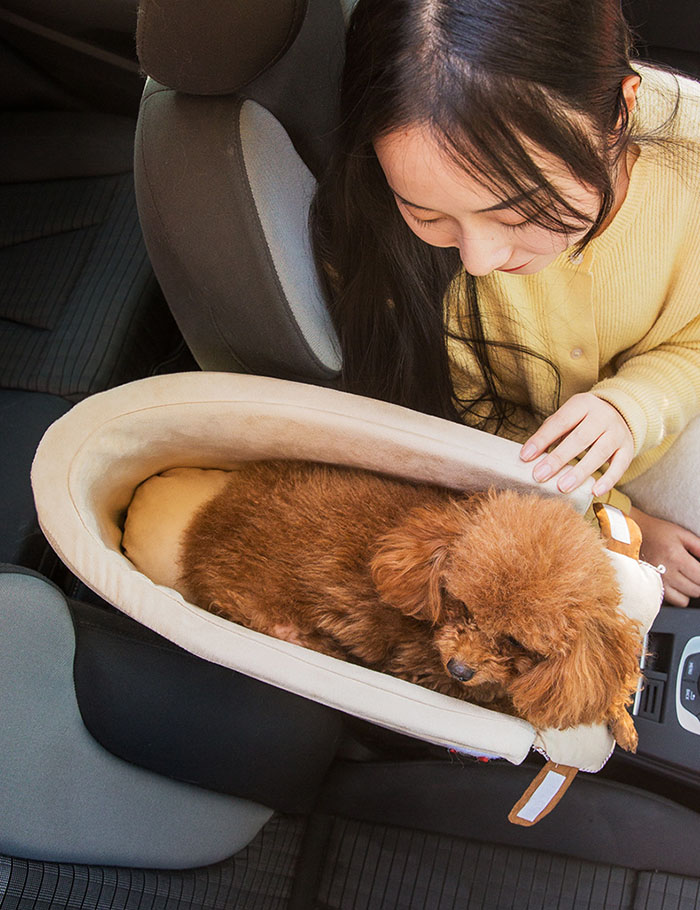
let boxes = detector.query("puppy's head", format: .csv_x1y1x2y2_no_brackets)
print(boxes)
370,488,642,731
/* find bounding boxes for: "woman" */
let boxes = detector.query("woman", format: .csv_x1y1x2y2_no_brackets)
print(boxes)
312,0,700,604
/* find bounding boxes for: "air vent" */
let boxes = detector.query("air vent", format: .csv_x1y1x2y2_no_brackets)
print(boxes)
637,670,666,723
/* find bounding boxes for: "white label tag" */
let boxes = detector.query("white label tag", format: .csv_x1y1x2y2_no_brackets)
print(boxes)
603,505,631,545
516,770,567,823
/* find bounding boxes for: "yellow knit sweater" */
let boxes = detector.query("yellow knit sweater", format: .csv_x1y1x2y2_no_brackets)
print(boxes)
448,66,700,514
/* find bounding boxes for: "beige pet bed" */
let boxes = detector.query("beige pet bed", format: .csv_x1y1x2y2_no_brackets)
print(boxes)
31,373,663,822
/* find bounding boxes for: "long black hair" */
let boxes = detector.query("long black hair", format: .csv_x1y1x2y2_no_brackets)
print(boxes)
311,0,642,432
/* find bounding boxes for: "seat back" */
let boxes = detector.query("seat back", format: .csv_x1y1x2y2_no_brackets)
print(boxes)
134,0,345,381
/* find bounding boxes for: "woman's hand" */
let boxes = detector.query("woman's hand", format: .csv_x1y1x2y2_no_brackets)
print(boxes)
629,507,700,607
520,393,634,495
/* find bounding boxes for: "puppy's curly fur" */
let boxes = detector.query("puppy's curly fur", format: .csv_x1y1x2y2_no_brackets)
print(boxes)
180,460,643,750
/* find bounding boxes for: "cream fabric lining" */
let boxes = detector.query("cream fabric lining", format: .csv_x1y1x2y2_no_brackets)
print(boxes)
32,373,663,771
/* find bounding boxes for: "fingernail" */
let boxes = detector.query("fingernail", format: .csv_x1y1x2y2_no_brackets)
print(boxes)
558,474,576,492
533,462,552,482
521,443,536,461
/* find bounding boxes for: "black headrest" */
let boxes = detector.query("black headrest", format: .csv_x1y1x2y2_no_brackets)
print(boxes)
137,0,309,95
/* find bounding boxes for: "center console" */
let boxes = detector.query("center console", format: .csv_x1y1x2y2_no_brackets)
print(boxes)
633,606,700,778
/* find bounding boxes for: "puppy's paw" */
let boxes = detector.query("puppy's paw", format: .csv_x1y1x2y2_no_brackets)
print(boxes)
610,711,638,752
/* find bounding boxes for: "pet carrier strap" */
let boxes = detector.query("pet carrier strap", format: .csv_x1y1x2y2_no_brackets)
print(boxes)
508,761,579,826
593,503,642,560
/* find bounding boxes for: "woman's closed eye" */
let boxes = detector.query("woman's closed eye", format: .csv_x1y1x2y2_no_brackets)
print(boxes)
406,210,445,227
502,219,530,232
405,205,529,233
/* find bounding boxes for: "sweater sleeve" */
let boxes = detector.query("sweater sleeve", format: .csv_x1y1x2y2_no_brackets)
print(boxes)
590,88,700,458
591,313,700,457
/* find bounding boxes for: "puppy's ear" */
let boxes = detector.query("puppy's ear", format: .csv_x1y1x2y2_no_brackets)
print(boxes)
508,610,642,731
370,501,463,623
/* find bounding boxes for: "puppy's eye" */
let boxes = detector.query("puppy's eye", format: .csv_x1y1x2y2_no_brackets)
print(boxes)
505,635,523,649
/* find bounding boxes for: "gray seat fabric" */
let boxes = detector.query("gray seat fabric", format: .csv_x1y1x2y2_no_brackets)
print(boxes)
136,88,340,379
0,816,306,910
134,0,344,381
0,110,189,569
0,391,71,565
0,112,185,400
0,569,272,869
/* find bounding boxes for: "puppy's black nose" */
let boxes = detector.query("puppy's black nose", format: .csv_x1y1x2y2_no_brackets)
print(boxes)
447,658,475,682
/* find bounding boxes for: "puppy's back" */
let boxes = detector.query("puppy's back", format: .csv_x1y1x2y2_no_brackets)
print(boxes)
179,459,449,619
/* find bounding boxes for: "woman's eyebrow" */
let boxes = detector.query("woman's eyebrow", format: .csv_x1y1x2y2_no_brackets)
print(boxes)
477,190,540,213
392,188,539,214
391,190,436,212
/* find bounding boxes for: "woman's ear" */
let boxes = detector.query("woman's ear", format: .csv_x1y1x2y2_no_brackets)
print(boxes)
617,74,641,125
369,501,463,623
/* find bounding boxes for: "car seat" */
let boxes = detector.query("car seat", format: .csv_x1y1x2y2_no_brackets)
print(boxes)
133,0,345,381
0,3,189,568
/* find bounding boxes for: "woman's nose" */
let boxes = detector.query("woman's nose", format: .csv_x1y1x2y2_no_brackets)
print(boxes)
456,232,511,277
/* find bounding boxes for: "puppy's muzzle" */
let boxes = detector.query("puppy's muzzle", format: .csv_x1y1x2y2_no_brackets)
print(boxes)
447,658,476,682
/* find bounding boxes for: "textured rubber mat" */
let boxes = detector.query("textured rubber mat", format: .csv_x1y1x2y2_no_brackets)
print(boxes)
314,818,700,910
3,816,700,910
0,816,304,910
634,874,700,910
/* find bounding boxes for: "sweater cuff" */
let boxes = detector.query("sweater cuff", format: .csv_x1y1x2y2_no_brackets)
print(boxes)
590,385,648,456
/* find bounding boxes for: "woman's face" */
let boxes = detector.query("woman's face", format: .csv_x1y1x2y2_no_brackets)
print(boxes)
374,125,603,276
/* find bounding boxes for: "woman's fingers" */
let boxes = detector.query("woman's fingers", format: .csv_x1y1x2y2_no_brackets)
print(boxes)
520,394,634,492
677,531,700,597
679,527,700,561
520,395,590,462
664,556,700,606
630,507,700,608
539,435,614,492
560,445,631,495
663,585,690,608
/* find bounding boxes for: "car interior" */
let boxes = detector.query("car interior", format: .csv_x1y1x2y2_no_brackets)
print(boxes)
1,1,700,908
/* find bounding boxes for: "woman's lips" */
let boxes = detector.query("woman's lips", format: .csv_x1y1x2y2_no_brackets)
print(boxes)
499,258,534,273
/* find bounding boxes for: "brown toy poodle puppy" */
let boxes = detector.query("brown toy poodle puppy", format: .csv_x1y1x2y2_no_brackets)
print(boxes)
180,460,643,751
